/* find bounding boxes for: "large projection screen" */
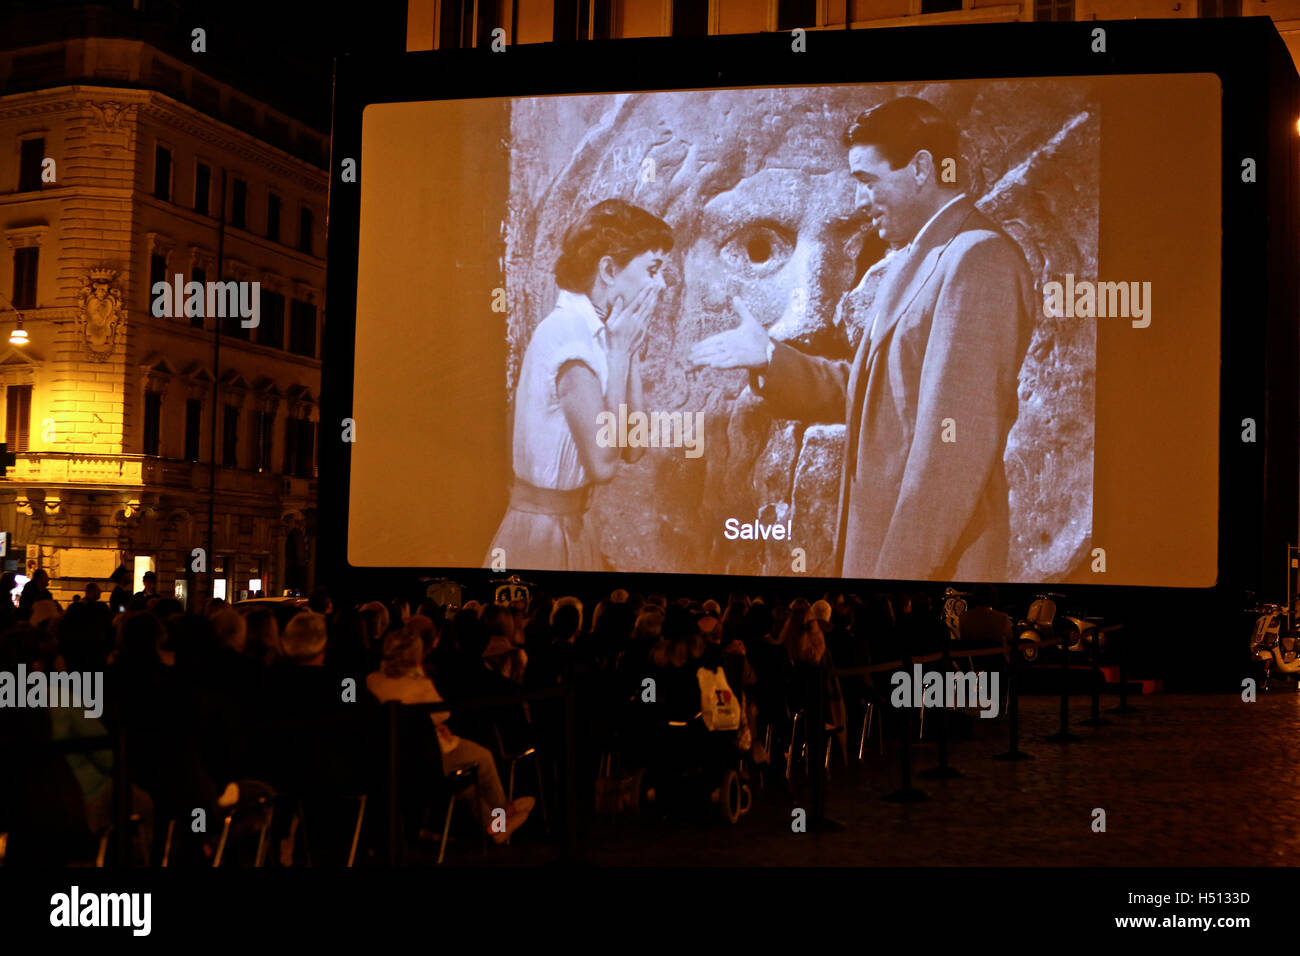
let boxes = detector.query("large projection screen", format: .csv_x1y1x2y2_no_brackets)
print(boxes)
349,73,1220,587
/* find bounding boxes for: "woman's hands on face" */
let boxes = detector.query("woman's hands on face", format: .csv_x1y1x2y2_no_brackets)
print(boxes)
606,284,659,357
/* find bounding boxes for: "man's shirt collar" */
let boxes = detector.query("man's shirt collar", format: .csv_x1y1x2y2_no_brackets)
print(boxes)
905,192,967,257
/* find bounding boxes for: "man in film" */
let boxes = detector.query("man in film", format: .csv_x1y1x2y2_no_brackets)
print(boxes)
691,96,1035,581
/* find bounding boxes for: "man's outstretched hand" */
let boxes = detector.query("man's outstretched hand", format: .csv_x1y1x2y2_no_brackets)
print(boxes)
689,296,771,370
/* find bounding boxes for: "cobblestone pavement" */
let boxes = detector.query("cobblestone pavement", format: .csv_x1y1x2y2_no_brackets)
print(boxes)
582,693,1300,866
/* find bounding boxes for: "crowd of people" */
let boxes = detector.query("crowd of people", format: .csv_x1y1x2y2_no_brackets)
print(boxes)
0,572,1016,866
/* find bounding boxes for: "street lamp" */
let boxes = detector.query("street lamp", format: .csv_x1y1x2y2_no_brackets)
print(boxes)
8,313,27,346
0,293,26,345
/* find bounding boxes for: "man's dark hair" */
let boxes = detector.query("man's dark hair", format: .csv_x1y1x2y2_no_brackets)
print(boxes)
308,586,331,614
843,96,960,188
551,603,581,641
152,597,184,619
142,571,157,583
554,199,673,293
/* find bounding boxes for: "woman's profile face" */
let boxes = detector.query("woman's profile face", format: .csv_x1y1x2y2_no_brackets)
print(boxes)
605,248,668,307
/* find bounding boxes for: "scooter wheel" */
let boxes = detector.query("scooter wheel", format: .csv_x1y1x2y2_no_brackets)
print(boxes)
718,770,742,824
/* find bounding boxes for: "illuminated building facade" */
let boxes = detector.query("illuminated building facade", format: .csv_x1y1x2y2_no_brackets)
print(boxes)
407,1,1295,70
0,34,326,605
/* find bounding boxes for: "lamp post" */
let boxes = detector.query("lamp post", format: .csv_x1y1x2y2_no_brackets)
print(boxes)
0,293,26,346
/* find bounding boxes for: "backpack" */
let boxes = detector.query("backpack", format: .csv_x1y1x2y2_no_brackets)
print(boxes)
698,666,741,731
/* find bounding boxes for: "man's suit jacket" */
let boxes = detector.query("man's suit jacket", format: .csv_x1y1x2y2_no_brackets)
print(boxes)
755,196,1033,581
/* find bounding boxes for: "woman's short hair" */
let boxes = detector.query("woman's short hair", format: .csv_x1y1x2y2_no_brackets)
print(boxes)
791,619,826,665
633,607,663,642
554,199,673,293
381,627,425,677
280,611,328,663
211,607,247,652
550,596,584,632
358,601,389,643
842,96,959,188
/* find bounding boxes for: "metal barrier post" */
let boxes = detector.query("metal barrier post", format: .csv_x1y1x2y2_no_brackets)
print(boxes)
1107,626,1137,714
387,700,401,865
1046,636,1083,743
1079,623,1112,728
883,651,929,803
920,641,962,779
113,724,130,866
994,645,1031,760
563,676,578,861
807,661,846,830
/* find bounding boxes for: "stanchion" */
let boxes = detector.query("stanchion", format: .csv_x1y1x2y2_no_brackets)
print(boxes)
113,724,130,866
563,676,579,859
883,650,929,802
809,660,845,830
919,640,963,779
994,644,1031,760
1046,635,1083,743
387,700,401,866
1107,624,1137,714
1078,621,1112,728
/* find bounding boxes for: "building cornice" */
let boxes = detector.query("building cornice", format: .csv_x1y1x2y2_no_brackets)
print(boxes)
135,93,328,193
0,85,328,192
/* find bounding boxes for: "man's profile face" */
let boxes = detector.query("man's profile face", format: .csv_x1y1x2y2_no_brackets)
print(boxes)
849,143,925,245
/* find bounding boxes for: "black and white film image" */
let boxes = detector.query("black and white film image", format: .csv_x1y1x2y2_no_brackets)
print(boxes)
488,80,1098,581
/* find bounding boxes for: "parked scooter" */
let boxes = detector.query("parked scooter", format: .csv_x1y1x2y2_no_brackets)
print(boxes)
1016,593,1106,662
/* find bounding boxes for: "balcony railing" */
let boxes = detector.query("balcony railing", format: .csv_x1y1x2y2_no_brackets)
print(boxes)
4,452,314,499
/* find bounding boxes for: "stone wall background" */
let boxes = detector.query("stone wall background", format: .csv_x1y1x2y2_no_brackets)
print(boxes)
505,80,1098,581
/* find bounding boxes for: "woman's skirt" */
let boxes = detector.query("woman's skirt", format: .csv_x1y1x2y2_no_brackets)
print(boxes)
484,480,603,572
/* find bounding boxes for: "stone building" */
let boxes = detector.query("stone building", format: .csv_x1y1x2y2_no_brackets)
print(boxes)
0,34,326,606
408,0,1298,59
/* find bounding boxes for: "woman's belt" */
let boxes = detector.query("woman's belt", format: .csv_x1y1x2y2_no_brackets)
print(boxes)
508,479,592,516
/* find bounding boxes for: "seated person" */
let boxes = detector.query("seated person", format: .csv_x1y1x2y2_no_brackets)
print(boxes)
366,628,532,843
259,612,365,798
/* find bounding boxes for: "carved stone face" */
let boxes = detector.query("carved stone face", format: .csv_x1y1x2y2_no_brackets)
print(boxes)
682,162,862,359
509,81,1098,579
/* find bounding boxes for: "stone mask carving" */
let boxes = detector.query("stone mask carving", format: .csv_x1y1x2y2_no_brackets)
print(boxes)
507,80,1098,580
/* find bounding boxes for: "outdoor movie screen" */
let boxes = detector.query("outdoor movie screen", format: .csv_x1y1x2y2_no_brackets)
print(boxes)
348,73,1220,587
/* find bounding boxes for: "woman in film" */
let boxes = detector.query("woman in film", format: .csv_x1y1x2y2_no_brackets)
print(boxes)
484,199,672,571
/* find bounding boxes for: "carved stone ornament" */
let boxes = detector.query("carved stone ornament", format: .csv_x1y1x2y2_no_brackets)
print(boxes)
80,100,135,133
77,268,124,361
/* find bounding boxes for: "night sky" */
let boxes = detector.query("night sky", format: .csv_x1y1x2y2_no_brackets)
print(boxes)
1,0,409,132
